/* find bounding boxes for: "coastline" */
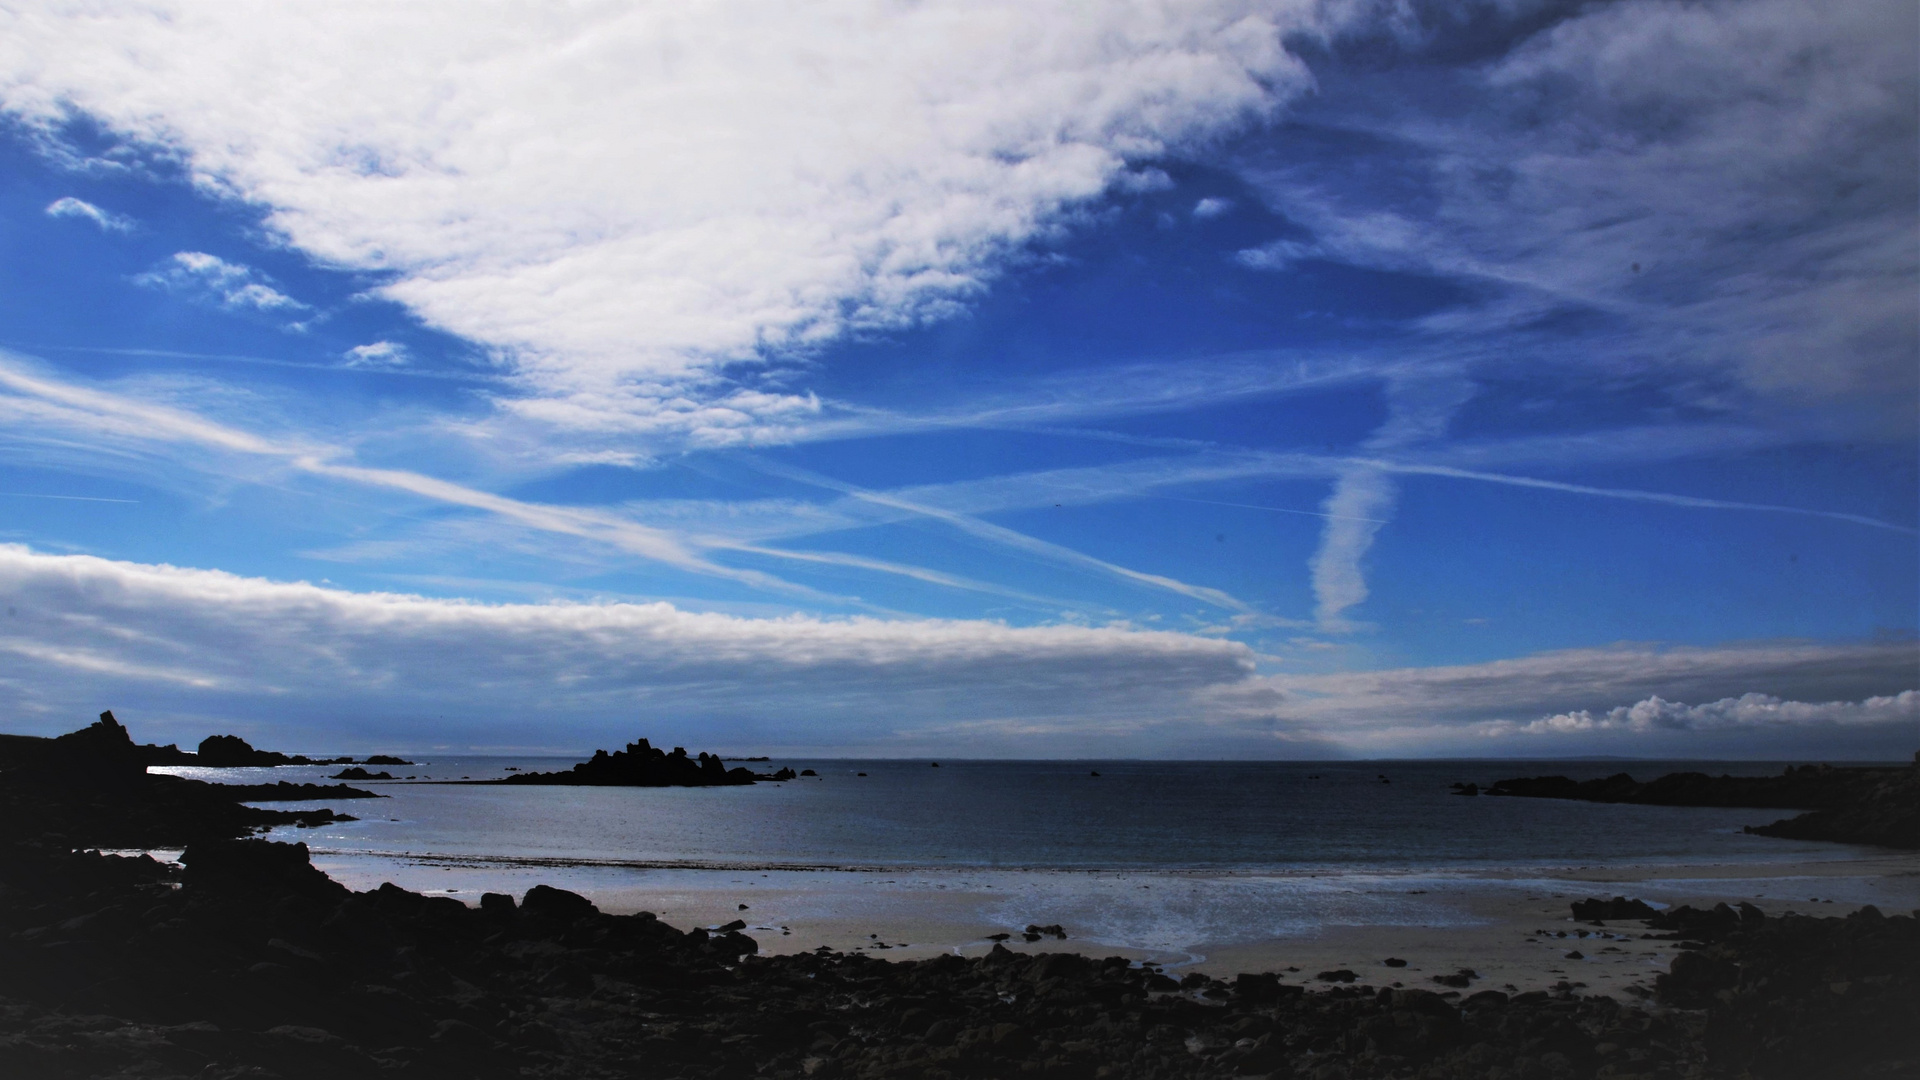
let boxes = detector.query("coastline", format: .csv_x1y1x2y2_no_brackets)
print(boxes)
278,845,1920,994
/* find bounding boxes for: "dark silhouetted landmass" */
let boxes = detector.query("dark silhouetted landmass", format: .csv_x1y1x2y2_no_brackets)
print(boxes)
195,733,356,767
1484,755,1919,848
0,710,194,775
496,737,795,786
0,714,363,848
1744,754,1919,848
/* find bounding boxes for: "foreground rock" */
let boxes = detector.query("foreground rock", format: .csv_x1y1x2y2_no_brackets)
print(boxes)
3,844,1915,1079
0,711,194,774
0,716,362,849
1484,753,1920,849
497,737,793,787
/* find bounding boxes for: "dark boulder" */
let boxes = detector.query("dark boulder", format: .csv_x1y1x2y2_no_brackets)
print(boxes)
1570,896,1659,921
181,839,349,901
520,884,597,921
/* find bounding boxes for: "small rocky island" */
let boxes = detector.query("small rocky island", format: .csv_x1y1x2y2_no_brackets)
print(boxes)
495,737,795,787
1475,755,1919,848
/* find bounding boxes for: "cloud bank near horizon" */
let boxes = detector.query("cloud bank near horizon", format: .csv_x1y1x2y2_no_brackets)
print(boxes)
0,546,1909,758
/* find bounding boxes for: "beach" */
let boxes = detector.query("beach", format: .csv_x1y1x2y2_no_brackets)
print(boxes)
286,847,1918,995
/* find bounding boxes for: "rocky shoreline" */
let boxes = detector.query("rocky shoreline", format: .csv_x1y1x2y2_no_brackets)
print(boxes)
2,715,1916,1078
1474,756,1919,849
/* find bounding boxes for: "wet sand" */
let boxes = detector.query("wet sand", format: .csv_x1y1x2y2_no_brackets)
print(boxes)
297,847,1919,994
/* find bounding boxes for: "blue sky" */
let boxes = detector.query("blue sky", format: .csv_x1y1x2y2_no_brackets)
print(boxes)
0,0,1913,757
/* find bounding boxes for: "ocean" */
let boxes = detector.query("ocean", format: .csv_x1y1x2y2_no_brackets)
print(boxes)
143,757,1913,967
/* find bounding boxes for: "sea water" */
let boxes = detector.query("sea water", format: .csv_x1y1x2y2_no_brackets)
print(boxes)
142,757,1911,961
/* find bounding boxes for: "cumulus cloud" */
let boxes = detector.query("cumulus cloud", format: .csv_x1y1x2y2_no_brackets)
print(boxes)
0,1,1325,418
133,252,306,313
1493,690,1920,735
343,341,410,369
44,195,132,231
1257,640,1920,749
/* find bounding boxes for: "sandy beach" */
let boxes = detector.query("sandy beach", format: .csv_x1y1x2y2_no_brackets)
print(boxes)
287,847,1920,995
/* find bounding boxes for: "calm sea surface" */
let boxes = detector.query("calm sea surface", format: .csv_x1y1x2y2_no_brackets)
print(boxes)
146,757,1909,960
153,757,1876,872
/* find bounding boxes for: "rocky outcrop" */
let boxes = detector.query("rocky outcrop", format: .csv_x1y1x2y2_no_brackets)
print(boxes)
1571,896,1660,921
0,711,193,778
0,716,362,848
496,737,766,787
196,734,354,768
1645,900,1920,1078
1745,752,1919,849
1485,755,1919,849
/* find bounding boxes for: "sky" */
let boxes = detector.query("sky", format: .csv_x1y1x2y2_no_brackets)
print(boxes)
0,0,1913,758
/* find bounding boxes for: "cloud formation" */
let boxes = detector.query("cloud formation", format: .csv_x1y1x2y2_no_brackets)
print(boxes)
1241,0,1918,428
132,252,306,314
1495,690,1920,736
0,543,1910,758
0,544,1254,751
45,195,132,232
0,1,1323,413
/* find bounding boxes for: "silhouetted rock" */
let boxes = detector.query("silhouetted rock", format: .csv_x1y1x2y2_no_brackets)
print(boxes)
328,766,394,780
1745,752,1919,849
1572,895,1660,920
361,754,413,765
196,733,351,767
0,714,361,848
496,737,762,787
1487,755,1919,849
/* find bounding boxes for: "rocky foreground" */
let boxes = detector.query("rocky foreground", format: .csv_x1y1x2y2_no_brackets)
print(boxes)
1,840,1916,1080
1475,755,1919,849
2,716,1916,1078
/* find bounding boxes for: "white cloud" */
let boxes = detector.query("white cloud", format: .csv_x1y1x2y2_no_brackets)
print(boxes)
1493,690,1920,736
133,252,307,313
343,341,410,369
0,542,1909,756
44,195,132,231
1256,640,1920,747
0,1,1325,418
0,544,1256,750
1192,196,1235,218
1241,0,1918,427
